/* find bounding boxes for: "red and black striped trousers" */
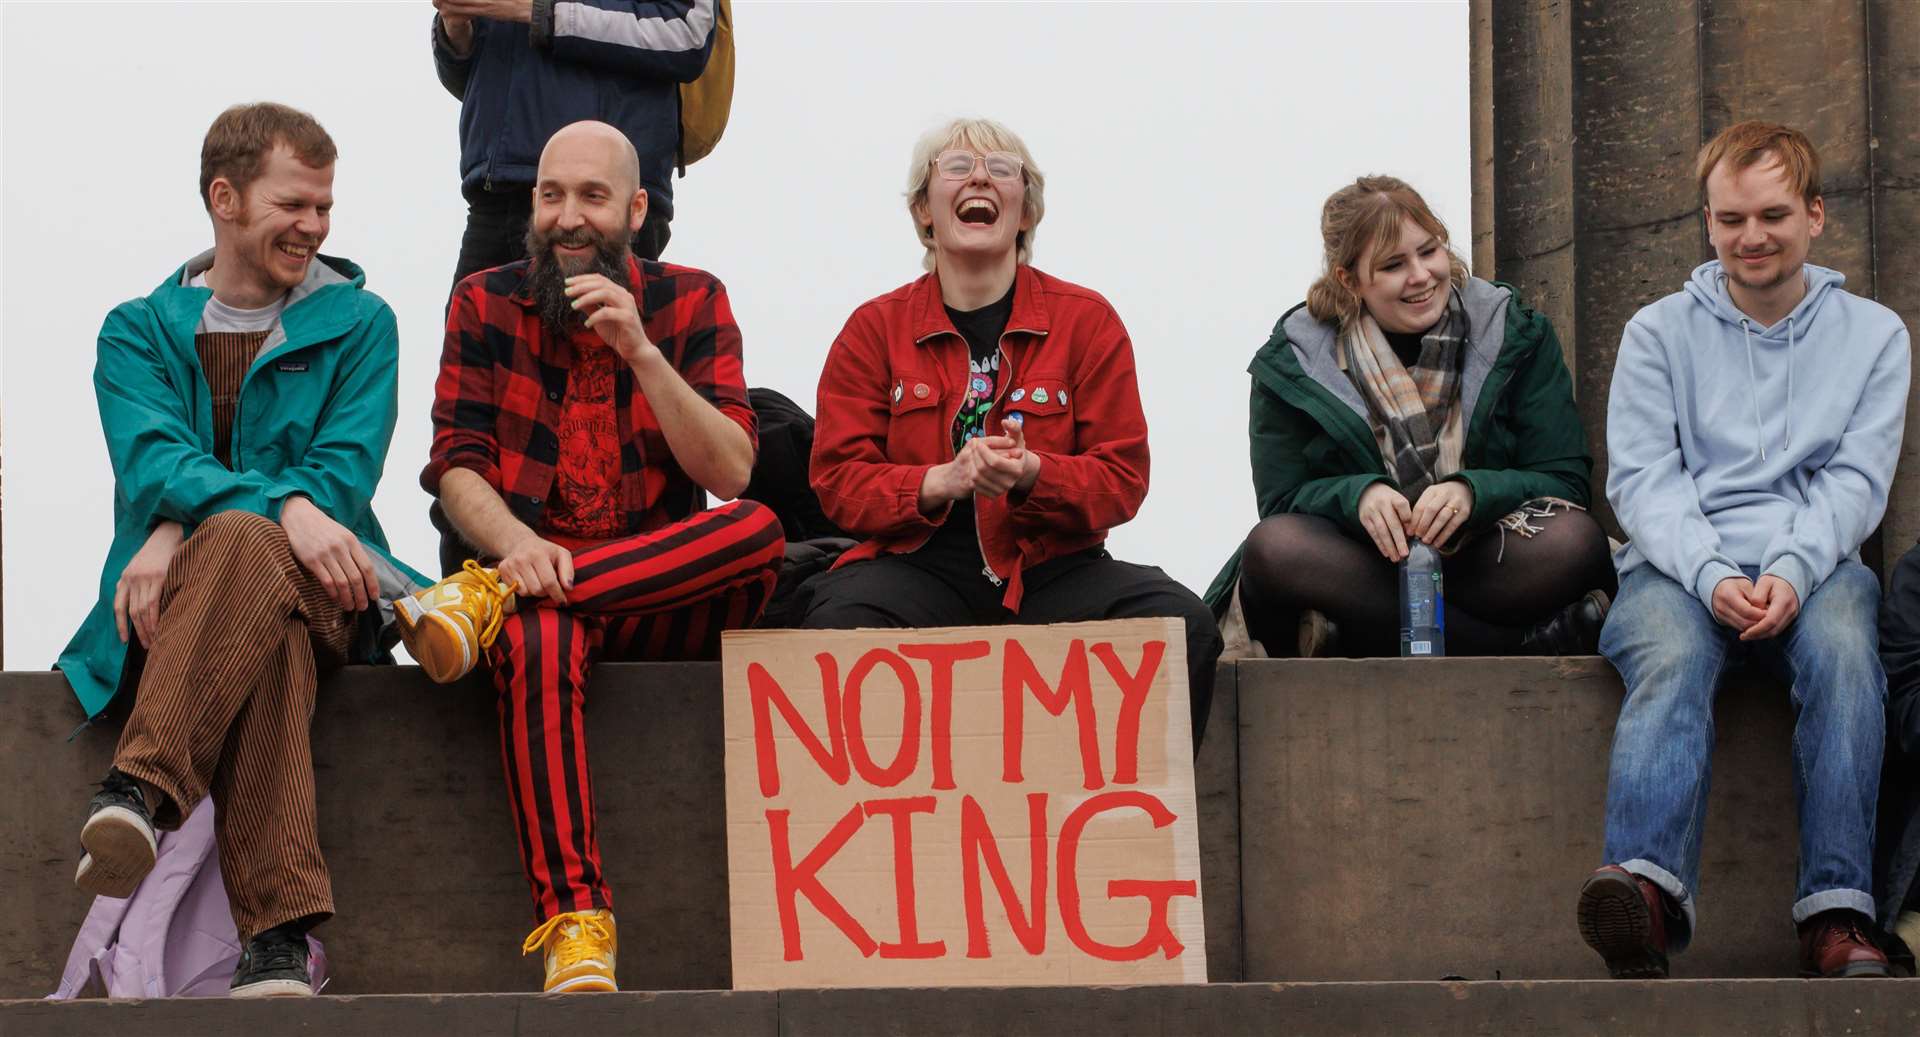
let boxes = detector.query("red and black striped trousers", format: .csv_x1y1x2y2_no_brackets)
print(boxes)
488,498,783,922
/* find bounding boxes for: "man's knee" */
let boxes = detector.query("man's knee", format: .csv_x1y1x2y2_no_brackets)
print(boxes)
195,510,285,550
176,511,297,592
717,497,783,545
1602,568,1720,683
1793,565,1884,693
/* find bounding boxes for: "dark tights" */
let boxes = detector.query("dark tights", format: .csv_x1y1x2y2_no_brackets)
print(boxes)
1239,509,1616,657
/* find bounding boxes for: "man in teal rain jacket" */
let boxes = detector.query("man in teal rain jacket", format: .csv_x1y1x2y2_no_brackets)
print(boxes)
55,102,424,998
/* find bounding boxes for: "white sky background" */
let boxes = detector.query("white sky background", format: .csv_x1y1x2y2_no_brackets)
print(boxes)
0,1,1467,668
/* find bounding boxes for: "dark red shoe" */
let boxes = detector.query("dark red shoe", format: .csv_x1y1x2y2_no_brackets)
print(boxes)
1798,910,1891,978
1577,865,1671,978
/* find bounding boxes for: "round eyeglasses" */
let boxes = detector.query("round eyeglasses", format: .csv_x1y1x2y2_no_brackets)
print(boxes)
934,149,1024,183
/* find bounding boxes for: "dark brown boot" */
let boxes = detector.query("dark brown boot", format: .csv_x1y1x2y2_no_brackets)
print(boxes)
1798,910,1890,978
1577,864,1673,978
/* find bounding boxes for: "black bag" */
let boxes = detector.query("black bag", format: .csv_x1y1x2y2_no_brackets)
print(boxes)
743,387,847,543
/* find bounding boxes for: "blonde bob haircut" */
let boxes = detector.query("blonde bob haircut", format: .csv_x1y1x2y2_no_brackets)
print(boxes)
905,117,1046,272
1305,175,1470,330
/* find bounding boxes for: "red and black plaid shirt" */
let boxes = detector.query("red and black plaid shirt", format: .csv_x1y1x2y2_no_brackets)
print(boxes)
422,255,756,537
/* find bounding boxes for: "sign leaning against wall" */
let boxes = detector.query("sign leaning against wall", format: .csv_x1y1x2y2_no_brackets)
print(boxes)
721,618,1206,989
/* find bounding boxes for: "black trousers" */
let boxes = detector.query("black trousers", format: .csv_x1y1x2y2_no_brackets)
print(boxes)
451,184,672,289
1876,543,1920,923
795,544,1223,749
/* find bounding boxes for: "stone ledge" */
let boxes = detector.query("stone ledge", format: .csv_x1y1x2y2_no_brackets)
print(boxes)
4,980,1917,1037
0,663,1242,997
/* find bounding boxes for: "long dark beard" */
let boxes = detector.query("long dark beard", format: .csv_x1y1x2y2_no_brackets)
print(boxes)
524,223,632,337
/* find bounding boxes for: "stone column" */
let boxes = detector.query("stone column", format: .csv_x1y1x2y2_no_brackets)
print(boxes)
1469,0,1496,276
1470,0,1916,564
1485,0,1577,373
1568,0,1702,534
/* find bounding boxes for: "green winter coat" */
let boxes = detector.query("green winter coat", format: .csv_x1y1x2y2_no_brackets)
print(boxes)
1204,278,1592,610
58,252,426,718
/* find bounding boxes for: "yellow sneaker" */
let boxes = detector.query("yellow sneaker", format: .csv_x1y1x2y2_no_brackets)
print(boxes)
395,560,518,683
523,909,617,993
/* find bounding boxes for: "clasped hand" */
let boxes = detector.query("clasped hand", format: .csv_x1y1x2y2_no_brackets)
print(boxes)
1355,480,1473,562
924,418,1040,507
1711,574,1800,641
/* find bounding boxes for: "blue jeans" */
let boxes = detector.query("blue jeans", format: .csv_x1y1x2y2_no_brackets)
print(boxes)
1598,561,1885,948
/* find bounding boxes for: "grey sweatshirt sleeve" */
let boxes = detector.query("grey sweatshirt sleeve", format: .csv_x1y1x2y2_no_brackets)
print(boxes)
1606,317,1746,605
1759,324,1910,603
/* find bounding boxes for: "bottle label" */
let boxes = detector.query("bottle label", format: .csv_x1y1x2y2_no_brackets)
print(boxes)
1409,640,1433,656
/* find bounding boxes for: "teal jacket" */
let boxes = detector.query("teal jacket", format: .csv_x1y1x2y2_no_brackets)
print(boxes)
58,252,426,718
1204,278,1592,609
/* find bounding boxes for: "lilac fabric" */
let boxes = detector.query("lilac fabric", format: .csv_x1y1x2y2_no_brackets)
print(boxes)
49,800,328,999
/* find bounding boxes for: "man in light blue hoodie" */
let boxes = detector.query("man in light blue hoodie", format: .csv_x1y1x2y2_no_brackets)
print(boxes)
1578,121,1910,979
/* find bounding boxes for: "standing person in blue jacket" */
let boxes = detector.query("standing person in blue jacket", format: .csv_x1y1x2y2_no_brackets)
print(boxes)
430,0,718,283
1578,120,1909,981
56,102,425,998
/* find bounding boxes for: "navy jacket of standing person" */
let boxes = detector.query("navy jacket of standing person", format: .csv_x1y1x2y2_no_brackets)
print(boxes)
431,0,717,275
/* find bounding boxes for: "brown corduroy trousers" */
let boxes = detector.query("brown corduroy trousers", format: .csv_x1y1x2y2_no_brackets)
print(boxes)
111,510,354,940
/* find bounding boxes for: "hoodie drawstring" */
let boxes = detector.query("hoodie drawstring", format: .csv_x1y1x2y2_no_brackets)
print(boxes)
1741,319,1767,461
1739,316,1797,462
1784,316,1795,453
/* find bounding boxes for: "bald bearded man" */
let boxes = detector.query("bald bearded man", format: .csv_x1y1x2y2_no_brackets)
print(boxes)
401,120,782,993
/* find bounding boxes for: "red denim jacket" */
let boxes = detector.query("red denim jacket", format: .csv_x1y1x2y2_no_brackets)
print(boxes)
422,256,755,535
810,266,1150,610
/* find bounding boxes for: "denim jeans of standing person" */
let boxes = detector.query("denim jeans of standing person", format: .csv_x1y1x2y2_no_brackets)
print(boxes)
1598,559,1885,950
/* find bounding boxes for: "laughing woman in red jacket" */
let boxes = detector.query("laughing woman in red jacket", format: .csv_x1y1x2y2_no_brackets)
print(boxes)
798,117,1222,746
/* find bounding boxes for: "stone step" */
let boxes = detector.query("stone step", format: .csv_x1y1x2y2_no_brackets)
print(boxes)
1,656,1810,998
5,980,1918,1037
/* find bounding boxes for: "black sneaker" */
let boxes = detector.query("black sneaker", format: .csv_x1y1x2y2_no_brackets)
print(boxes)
75,768,157,899
231,923,315,998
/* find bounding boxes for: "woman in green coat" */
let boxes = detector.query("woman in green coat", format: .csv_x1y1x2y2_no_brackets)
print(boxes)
1207,176,1614,657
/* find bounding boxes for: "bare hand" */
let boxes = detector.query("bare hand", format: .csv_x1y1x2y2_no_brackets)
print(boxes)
282,496,380,613
432,0,477,56
435,0,533,23
1356,482,1413,562
115,521,184,648
497,535,575,604
563,274,660,367
1710,576,1767,632
1408,480,1473,547
1739,575,1801,641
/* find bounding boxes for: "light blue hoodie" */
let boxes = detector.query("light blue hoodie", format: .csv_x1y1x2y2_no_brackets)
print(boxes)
1607,260,1910,607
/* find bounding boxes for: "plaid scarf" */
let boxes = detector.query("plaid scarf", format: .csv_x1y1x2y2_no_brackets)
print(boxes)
1338,286,1470,496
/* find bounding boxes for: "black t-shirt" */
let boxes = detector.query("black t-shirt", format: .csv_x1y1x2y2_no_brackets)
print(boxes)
1384,322,1467,374
925,284,1015,558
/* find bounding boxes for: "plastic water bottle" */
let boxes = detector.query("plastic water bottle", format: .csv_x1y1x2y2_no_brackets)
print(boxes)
1399,539,1446,657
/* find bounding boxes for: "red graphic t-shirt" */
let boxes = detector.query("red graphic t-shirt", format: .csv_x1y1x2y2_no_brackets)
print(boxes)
541,341,625,547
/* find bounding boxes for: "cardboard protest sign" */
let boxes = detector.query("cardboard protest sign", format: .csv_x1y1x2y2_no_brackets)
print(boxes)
721,618,1205,989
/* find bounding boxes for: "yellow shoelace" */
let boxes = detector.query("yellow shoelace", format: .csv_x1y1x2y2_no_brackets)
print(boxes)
463,559,519,651
522,911,614,968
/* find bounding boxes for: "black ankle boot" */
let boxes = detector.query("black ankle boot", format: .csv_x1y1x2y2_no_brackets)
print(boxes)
1521,590,1610,656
